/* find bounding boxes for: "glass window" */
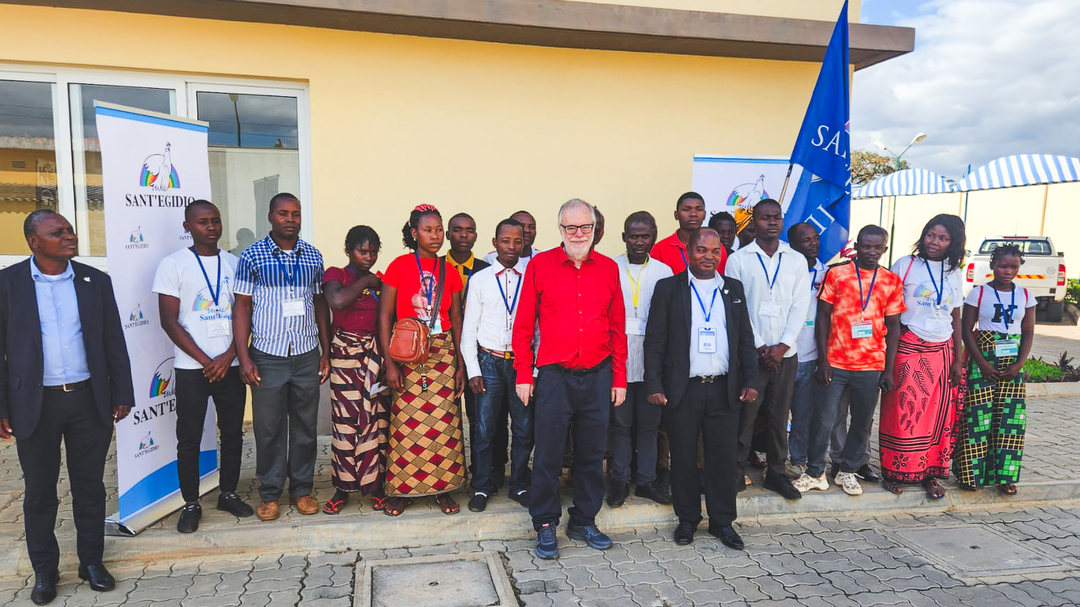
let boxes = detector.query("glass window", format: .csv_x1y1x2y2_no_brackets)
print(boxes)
197,92,300,255
69,84,174,256
0,80,56,254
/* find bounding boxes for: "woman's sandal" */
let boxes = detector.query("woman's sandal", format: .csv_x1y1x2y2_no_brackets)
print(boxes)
322,498,348,515
883,480,904,495
1001,483,1018,496
371,495,388,511
923,479,946,500
436,494,460,515
383,497,411,517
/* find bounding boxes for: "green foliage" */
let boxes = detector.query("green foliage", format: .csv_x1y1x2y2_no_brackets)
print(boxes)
851,150,911,186
1024,358,1065,382
1065,278,1080,305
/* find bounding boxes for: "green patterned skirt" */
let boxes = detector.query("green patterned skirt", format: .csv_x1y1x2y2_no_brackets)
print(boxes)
955,330,1026,487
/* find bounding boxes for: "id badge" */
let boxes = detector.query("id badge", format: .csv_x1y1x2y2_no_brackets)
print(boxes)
697,327,717,353
804,319,815,328
626,317,647,336
927,315,953,335
282,298,305,318
206,319,231,338
502,329,514,348
760,302,782,318
995,339,1019,357
851,321,873,339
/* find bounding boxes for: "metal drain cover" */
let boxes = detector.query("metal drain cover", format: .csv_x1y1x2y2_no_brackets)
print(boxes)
355,552,516,607
890,524,1068,582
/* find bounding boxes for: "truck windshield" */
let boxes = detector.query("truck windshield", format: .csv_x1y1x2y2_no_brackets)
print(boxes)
979,239,1052,255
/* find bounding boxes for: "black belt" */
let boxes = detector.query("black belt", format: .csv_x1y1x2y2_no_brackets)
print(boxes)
691,374,726,384
548,357,611,376
44,379,91,392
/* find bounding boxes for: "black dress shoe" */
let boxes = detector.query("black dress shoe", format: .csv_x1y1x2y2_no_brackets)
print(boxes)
467,492,489,512
763,473,803,500
856,465,881,483
217,493,255,518
606,480,630,508
674,521,696,545
78,563,115,592
177,503,202,533
709,524,745,550
635,480,673,505
31,570,59,605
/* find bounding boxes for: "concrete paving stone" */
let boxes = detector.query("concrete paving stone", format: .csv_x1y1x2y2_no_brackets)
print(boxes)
90,579,138,606
683,555,721,580
506,549,538,573
751,575,795,600
407,543,459,557
521,592,554,607
840,570,889,593
303,565,335,588
573,585,634,603
652,545,701,563
329,565,354,587
308,551,357,567
251,554,282,571
798,597,845,607
878,573,943,592
865,566,921,583
545,590,581,605
382,547,411,559
216,570,251,594
769,572,830,588
655,559,695,584
456,540,484,553
841,592,915,606
814,530,878,551
478,540,507,553
564,565,599,590
611,561,662,574
987,582,1052,607
624,541,660,563
775,534,814,554
183,572,220,598
294,598,350,607
513,567,568,585
301,583,350,600
633,526,669,544
1015,580,1075,607
559,543,603,560
744,537,793,556
245,577,303,594
819,596,863,607
797,551,856,574
237,590,271,607
919,585,1010,607
733,599,802,607
617,570,671,587
828,549,881,571
266,589,302,607
544,578,573,593
714,562,771,579
248,566,304,583
585,565,623,589
819,570,872,594
135,574,194,590
181,595,235,607
516,579,546,594
602,544,633,566
889,590,951,607
197,559,252,574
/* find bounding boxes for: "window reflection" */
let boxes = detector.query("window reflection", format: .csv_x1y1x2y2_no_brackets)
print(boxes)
0,80,56,254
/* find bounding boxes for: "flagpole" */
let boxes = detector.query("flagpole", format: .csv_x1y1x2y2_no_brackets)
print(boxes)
777,162,794,206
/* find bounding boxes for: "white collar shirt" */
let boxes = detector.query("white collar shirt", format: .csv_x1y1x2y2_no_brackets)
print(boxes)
688,272,729,377
724,240,811,357
461,257,529,379
796,259,827,363
616,254,673,383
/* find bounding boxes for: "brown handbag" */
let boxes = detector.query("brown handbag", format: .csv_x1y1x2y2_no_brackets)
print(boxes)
388,258,446,364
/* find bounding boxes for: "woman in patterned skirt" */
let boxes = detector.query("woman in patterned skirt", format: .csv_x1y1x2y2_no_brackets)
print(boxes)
377,205,467,516
958,243,1036,495
321,225,388,514
880,215,966,499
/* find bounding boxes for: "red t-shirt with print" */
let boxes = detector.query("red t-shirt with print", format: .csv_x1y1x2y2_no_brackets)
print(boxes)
819,261,906,372
382,253,463,332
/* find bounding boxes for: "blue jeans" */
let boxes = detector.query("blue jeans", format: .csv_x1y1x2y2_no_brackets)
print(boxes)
787,360,823,467
807,368,881,478
472,350,534,495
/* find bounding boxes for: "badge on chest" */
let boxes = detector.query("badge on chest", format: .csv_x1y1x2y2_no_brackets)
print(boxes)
851,321,873,339
698,327,717,353
282,298,305,318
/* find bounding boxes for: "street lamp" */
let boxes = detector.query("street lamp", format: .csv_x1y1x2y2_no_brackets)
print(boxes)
874,133,927,264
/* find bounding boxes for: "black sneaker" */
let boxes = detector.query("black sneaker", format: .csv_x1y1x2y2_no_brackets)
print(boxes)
606,480,630,507
567,522,612,550
508,489,530,508
763,473,803,500
856,464,881,483
177,503,202,533
536,524,558,559
217,493,255,518
468,492,489,512
634,480,672,505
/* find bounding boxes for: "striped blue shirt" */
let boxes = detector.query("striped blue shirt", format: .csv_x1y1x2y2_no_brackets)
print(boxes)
234,234,324,357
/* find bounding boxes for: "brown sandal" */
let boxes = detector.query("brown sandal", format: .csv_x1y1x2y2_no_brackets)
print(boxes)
383,497,411,516
436,493,460,515
883,480,903,495
1001,483,1018,496
923,479,946,500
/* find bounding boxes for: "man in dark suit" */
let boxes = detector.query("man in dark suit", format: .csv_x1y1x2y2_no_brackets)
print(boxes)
644,228,758,548
0,210,134,604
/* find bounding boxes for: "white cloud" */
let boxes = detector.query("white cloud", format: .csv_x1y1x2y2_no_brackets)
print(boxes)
853,0,1080,180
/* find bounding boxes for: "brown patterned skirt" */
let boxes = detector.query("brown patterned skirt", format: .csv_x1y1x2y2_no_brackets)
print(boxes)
384,332,467,496
329,329,389,494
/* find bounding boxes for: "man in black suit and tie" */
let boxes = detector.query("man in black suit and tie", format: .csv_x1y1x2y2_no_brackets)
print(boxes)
644,228,758,548
0,210,134,604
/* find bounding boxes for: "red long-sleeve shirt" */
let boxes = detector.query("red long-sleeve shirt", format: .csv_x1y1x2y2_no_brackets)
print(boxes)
512,247,628,388
651,231,728,275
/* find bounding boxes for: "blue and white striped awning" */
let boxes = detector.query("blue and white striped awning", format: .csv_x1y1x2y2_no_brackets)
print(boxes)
853,168,957,199
956,154,1080,191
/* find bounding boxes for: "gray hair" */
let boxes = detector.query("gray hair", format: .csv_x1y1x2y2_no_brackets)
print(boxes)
24,209,60,237
557,198,596,226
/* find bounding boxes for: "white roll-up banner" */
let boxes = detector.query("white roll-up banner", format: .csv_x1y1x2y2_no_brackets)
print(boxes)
96,101,218,535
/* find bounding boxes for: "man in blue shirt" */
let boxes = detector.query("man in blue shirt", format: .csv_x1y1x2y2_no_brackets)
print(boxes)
233,193,331,521
0,210,134,604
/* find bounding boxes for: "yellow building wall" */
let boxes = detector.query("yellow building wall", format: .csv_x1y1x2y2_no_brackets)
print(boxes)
0,5,831,264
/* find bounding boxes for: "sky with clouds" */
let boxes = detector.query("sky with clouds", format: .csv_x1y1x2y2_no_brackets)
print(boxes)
853,0,1080,180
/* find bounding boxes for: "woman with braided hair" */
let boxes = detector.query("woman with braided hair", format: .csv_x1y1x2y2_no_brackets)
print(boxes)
957,243,1035,495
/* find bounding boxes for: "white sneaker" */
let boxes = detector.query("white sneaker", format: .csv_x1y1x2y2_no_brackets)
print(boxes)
786,462,806,479
793,472,829,493
834,471,863,496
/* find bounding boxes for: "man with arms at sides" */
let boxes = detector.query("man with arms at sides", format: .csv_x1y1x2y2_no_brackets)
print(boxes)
153,200,253,534
0,210,133,604
514,199,627,560
812,226,905,496
644,228,758,547
461,219,534,511
233,193,332,521
724,200,810,500
652,192,726,275
484,210,542,266
608,211,672,508
708,211,738,257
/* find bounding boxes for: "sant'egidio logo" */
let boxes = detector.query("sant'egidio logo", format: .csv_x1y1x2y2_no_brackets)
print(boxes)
135,430,159,458
125,226,149,250
124,303,150,330
149,357,175,399
140,143,180,192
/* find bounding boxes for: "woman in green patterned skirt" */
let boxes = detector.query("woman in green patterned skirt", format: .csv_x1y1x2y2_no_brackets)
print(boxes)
958,244,1036,495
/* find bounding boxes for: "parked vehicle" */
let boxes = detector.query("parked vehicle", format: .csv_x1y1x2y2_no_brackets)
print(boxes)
963,236,1067,322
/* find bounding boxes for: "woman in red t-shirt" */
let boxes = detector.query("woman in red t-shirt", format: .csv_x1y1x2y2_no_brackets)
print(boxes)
321,226,388,515
377,205,467,516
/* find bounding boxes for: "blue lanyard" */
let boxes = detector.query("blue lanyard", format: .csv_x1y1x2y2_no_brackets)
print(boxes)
276,249,298,287
992,286,1016,332
414,253,434,308
678,247,688,269
347,265,379,302
496,268,522,319
190,248,221,306
924,259,944,306
810,267,818,291
855,265,879,314
690,280,720,322
755,252,783,291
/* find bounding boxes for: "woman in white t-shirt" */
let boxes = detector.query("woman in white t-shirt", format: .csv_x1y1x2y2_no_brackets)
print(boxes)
957,243,1036,495
880,215,967,499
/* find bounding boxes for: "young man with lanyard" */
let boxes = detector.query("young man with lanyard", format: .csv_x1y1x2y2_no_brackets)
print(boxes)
608,211,673,508
153,200,253,533
484,210,542,266
723,200,810,500
233,193,331,521
813,225,905,496
461,219,533,512
785,223,829,490
652,192,726,275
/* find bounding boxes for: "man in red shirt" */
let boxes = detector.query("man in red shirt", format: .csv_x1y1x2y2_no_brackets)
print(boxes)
514,199,628,560
652,192,727,274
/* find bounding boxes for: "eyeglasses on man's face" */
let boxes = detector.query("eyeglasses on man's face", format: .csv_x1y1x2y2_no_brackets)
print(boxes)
560,223,595,235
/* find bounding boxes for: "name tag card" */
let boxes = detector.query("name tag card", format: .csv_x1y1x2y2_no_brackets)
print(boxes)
626,317,647,336
759,302,782,318
502,329,514,347
282,298,305,318
698,328,717,353
206,319,231,338
995,339,1019,358
851,321,873,339
927,315,953,334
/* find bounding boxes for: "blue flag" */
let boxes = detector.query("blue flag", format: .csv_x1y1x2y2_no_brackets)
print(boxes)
784,0,851,264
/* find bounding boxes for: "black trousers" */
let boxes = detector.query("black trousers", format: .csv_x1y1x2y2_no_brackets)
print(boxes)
16,387,112,573
175,367,247,502
530,361,610,531
666,377,739,528
736,356,797,478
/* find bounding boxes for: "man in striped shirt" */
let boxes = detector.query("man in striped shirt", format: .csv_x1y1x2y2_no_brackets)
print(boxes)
233,193,331,522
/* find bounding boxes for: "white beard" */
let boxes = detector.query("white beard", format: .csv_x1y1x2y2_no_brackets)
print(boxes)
564,240,591,261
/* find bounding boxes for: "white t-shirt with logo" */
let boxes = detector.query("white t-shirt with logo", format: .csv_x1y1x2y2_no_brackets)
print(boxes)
964,283,1035,334
152,248,240,369
796,260,825,363
890,255,964,343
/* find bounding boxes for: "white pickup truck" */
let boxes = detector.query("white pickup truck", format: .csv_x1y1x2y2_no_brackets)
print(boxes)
963,236,1067,322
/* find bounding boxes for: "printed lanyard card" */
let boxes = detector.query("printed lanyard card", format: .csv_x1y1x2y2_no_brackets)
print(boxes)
759,301,782,318
206,319,231,338
851,321,873,339
501,328,514,347
698,327,717,353
282,298,305,318
626,317,647,336
995,339,1019,357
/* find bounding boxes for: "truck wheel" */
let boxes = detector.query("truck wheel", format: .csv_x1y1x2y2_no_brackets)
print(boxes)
1043,301,1065,323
